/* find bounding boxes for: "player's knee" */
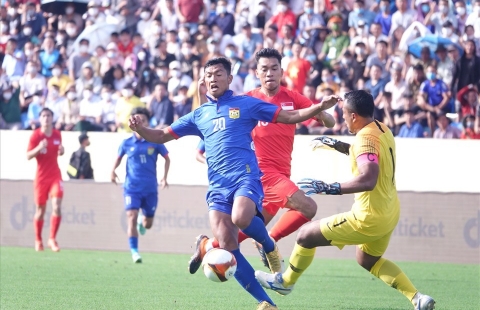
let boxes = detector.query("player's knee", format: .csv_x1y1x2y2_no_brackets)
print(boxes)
300,198,317,219
144,219,153,229
231,214,251,230
296,226,314,248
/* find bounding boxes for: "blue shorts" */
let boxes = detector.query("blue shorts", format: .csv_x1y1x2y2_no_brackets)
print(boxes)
206,178,264,216
124,191,158,218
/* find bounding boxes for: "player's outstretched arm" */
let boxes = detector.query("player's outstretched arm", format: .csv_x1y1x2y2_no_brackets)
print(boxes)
311,136,351,155
276,95,341,124
129,115,175,144
315,111,335,128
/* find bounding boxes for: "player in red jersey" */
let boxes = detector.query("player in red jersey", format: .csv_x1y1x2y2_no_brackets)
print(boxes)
26,108,64,252
189,48,336,274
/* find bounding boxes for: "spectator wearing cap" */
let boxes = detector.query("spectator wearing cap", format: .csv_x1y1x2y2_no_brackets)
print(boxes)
348,0,375,30
418,64,452,134
148,82,174,129
435,45,454,87
326,0,350,32
115,83,145,133
69,38,91,80
176,0,207,34
0,83,22,130
384,63,408,110
167,60,193,97
19,61,46,110
38,36,61,77
233,22,263,63
465,0,480,37
67,132,94,180
77,84,103,132
84,1,106,25
319,16,350,66
451,40,480,92
298,0,325,44
57,86,80,131
2,38,26,80
23,2,46,38
425,0,458,36
76,61,102,100
397,109,425,138
374,0,392,36
460,114,480,139
390,0,415,36
456,84,479,119
209,0,236,36
265,0,297,39
48,62,72,96
58,2,84,31
433,112,461,139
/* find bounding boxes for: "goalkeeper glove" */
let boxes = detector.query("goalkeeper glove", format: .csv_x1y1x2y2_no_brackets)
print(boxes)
297,178,342,196
311,136,351,156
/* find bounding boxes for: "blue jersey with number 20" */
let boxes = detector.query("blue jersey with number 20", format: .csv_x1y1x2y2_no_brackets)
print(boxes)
118,135,169,193
169,90,280,190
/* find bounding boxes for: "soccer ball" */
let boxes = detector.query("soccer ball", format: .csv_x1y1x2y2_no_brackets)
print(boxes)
202,248,237,282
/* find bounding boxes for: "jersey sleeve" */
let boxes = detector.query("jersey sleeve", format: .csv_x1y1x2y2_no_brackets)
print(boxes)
419,81,428,93
440,81,449,94
157,144,169,157
117,140,126,158
294,92,313,109
27,131,39,151
352,132,380,158
196,140,205,154
248,98,281,123
168,111,201,139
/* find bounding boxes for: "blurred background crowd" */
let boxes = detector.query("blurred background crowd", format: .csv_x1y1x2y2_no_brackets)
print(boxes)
0,0,479,139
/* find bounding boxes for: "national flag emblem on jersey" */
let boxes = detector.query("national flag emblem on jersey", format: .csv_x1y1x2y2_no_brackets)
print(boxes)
147,146,155,155
229,108,240,119
281,102,294,111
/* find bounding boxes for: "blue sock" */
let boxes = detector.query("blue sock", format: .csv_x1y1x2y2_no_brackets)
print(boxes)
242,216,274,253
129,236,138,254
232,249,275,305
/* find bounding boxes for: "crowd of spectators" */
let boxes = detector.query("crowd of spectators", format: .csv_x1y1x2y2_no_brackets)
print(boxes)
1,0,479,139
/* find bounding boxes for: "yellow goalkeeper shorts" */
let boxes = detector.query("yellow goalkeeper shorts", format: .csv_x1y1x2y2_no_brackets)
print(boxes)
319,211,394,257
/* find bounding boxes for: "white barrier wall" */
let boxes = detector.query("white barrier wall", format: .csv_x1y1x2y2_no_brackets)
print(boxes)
1,181,479,264
1,130,479,193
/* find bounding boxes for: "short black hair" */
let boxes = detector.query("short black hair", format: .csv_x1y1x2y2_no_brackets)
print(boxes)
255,48,282,64
40,107,54,117
344,90,374,118
131,107,150,120
204,57,232,75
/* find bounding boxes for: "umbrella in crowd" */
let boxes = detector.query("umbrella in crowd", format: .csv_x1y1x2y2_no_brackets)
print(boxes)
40,0,89,15
72,22,122,54
408,35,464,60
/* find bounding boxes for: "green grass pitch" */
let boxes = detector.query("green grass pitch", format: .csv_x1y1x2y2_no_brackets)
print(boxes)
1,247,478,309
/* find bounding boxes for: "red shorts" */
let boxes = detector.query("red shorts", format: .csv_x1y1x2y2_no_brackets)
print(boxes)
261,172,299,216
34,178,64,206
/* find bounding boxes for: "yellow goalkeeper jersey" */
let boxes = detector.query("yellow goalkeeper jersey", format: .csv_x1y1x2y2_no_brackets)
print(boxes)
349,120,400,236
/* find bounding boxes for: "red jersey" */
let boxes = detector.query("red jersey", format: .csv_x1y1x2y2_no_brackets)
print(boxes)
248,87,312,176
27,129,62,183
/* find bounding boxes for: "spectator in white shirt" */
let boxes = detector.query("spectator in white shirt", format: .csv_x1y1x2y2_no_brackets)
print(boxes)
78,85,103,131
2,38,26,80
45,85,67,125
19,61,46,110
425,0,458,36
466,0,480,38
390,0,416,36
99,85,117,132
137,8,154,41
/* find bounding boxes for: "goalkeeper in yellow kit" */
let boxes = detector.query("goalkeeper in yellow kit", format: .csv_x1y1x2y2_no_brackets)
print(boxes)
255,90,436,310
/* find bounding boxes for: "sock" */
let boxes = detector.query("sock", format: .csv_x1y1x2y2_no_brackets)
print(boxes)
283,243,316,286
34,219,44,242
232,249,275,305
370,258,418,302
241,216,274,253
129,236,138,254
269,210,310,242
49,215,61,240
208,230,256,250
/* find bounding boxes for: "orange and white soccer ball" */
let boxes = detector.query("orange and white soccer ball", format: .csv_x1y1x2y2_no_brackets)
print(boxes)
202,248,237,282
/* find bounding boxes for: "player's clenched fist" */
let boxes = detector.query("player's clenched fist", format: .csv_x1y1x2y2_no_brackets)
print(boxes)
319,95,341,110
128,115,143,132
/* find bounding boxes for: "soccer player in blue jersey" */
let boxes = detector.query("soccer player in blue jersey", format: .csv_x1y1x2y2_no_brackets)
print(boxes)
128,57,340,310
111,107,170,263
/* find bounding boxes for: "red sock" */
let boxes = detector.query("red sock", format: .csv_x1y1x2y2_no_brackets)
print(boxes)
269,210,310,242
50,215,62,240
34,219,44,241
238,230,249,243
